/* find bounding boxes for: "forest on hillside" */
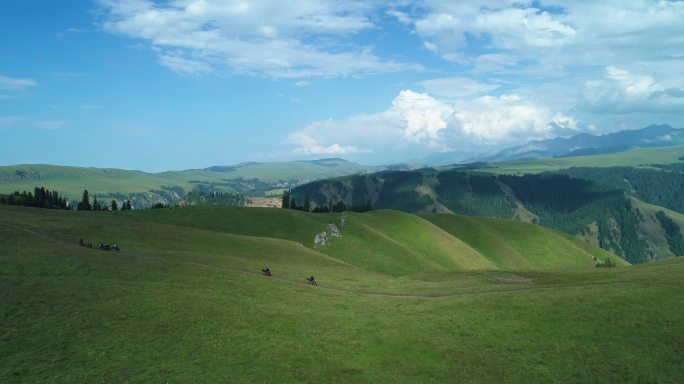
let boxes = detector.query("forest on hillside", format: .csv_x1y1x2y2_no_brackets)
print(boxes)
557,167,684,214
289,168,684,264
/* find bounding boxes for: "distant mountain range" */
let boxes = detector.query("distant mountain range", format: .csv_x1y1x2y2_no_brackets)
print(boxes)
479,124,684,163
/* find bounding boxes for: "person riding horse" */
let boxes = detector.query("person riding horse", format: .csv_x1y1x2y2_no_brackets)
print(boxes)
307,275,318,286
262,266,272,276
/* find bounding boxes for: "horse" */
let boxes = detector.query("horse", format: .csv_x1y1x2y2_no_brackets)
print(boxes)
306,276,318,286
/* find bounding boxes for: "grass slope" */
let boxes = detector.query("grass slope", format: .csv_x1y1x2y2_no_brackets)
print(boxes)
475,145,684,174
0,159,375,199
1,205,683,383
422,214,625,269
125,206,606,275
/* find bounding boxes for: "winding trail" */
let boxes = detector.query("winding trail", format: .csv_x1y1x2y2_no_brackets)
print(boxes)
0,221,655,299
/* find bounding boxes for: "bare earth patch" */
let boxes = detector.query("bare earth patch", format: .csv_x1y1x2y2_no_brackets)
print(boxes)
246,197,281,208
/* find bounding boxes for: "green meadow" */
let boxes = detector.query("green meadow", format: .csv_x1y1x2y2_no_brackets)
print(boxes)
0,159,376,200
1,204,683,383
472,145,684,174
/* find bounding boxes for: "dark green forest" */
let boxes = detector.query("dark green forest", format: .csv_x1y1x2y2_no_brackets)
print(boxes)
497,174,649,264
0,187,69,210
436,171,515,217
656,211,684,256
557,167,684,213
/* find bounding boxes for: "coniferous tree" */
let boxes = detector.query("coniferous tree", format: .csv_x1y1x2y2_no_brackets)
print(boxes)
282,190,290,209
78,190,92,211
111,200,118,211
304,195,311,212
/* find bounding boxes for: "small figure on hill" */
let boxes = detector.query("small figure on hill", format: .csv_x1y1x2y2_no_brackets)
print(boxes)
78,238,85,247
307,275,318,286
262,266,271,276
112,244,120,251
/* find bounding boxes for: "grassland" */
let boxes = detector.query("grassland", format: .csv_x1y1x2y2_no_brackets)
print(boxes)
472,145,684,174
0,159,377,199
1,205,683,383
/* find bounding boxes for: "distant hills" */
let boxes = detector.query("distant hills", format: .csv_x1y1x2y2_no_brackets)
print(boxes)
0,158,382,208
289,147,684,264
480,124,684,163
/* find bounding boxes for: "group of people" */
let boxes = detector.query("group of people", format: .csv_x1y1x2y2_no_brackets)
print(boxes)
79,238,120,251
261,266,318,286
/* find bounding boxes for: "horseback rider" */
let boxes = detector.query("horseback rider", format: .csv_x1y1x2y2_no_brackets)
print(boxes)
262,265,271,276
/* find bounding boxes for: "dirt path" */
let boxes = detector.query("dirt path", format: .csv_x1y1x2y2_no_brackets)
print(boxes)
0,221,654,300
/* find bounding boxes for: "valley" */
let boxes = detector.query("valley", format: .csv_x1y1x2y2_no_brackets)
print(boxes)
1,204,682,382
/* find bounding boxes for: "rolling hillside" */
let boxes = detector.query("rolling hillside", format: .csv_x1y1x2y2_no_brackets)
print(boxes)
472,145,684,174
1,204,682,383
0,159,380,208
121,205,618,275
290,161,684,263
480,124,684,162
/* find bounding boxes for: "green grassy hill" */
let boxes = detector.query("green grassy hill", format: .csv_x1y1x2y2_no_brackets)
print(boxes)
291,157,684,264
0,159,378,203
1,204,682,382
123,205,618,275
474,145,684,174
422,214,626,270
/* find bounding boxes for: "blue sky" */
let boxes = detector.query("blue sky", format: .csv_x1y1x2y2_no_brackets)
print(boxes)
1,0,683,171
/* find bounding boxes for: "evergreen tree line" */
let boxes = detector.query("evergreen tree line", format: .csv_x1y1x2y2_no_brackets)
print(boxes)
77,189,132,211
0,187,69,209
282,188,372,213
437,171,516,217
180,190,246,207
497,173,649,264
558,167,684,214
655,211,684,256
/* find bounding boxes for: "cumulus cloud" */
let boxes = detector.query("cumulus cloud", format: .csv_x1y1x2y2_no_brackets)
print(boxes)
453,94,579,144
0,75,39,98
289,131,372,155
583,66,684,114
392,90,453,149
287,88,580,156
98,0,417,78
287,90,457,155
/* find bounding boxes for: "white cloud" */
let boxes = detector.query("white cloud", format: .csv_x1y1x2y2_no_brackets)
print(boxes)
286,88,580,157
289,131,372,155
583,66,684,114
0,75,39,98
454,95,576,144
158,51,214,75
395,1,684,132
98,0,417,78
392,90,453,149
418,76,499,99
0,116,65,130
405,1,684,76
287,89,457,155
386,10,412,25
412,2,575,60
